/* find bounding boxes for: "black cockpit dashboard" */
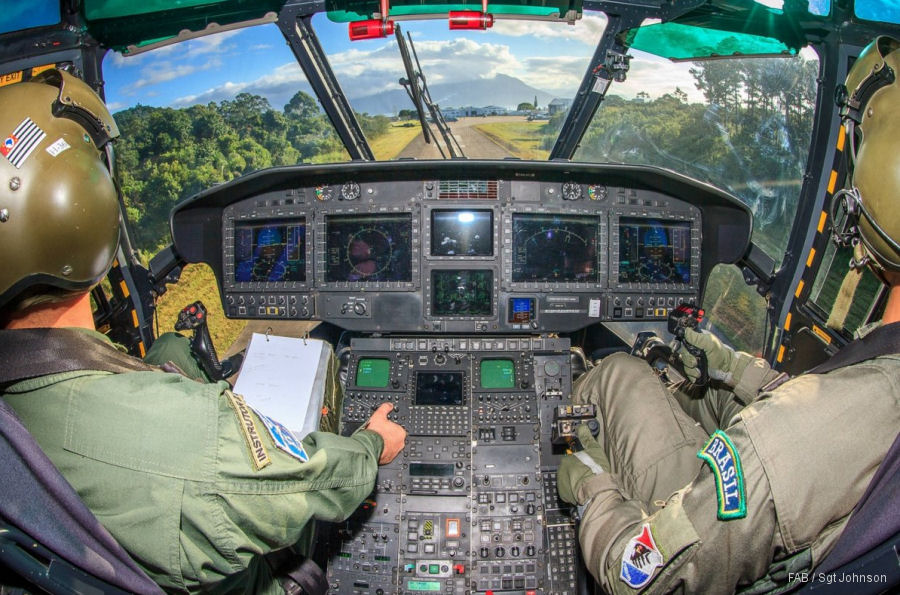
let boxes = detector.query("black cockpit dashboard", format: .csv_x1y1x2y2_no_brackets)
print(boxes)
171,160,751,335
167,160,752,594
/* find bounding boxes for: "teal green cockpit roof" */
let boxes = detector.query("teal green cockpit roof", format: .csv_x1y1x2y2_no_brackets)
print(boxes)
1,0,897,59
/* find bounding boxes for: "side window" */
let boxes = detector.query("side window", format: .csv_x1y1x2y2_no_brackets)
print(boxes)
702,264,768,354
809,242,886,336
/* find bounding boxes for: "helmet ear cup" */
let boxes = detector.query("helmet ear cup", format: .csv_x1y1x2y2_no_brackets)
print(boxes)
0,70,120,310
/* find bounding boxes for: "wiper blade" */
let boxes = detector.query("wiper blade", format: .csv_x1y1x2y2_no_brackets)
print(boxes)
396,24,434,149
395,24,464,159
407,29,465,159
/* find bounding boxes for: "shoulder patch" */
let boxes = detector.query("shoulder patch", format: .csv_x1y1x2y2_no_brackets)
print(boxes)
620,523,664,589
253,409,310,463
225,391,271,470
697,430,746,520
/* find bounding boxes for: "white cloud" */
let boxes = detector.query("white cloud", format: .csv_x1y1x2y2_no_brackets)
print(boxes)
130,59,214,90
108,29,241,67
616,53,704,102
492,13,606,44
172,61,310,108
518,55,590,96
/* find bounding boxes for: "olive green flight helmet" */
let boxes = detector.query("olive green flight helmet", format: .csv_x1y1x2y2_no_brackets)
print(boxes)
0,68,121,310
833,36,900,277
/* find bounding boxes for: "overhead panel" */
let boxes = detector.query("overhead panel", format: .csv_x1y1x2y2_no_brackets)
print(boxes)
325,0,582,22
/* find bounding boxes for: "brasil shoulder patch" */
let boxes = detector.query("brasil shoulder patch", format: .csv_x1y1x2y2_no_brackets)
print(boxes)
697,430,746,520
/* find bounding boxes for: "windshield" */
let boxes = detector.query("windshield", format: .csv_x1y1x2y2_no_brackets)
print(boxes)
316,13,604,159
103,10,819,352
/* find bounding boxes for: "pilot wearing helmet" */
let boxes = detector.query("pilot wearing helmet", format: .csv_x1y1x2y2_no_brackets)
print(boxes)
557,37,900,593
0,69,406,592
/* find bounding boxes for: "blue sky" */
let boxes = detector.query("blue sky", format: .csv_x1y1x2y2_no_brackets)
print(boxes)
103,12,712,114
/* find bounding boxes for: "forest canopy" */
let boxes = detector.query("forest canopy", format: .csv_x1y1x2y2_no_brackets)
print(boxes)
115,90,390,255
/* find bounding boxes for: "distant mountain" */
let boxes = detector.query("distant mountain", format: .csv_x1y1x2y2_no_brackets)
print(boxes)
349,74,557,115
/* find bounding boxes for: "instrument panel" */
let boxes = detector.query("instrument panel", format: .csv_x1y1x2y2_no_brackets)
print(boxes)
172,161,750,334
169,161,751,594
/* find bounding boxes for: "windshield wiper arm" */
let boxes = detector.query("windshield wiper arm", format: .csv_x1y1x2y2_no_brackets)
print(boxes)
395,25,464,159
396,25,435,150
407,30,465,158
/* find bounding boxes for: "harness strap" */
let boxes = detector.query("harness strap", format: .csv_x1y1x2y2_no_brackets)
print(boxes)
0,328,153,388
808,321,900,375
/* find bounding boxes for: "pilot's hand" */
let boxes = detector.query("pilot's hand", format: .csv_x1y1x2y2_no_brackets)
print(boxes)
557,424,610,506
366,403,407,465
677,328,743,386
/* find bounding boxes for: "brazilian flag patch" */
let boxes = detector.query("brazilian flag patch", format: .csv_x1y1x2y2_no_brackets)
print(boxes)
697,430,746,520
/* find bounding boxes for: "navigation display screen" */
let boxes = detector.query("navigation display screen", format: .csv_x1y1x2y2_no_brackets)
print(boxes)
430,209,493,256
416,372,464,406
480,359,515,389
618,217,692,284
356,358,390,388
326,214,412,282
512,214,601,283
431,270,492,316
234,219,306,283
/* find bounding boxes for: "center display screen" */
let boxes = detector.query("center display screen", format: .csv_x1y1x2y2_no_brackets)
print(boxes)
415,372,464,406
480,359,515,389
430,209,493,256
431,270,493,317
234,219,306,283
618,217,692,284
326,214,412,282
512,214,601,283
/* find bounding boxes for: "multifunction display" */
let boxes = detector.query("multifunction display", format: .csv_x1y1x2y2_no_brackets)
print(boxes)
430,209,493,256
326,214,412,282
511,214,602,283
234,219,306,283
416,372,464,406
431,270,493,317
618,217,692,285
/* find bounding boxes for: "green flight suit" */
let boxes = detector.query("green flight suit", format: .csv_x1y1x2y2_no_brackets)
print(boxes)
571,344,900,593
2,328,383,593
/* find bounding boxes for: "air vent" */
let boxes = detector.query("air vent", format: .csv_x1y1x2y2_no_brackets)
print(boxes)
438,180,498,200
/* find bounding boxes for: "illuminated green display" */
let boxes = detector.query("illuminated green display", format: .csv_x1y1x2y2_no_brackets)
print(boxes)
407,581,442,592
480,359,515,389
356,358,391,388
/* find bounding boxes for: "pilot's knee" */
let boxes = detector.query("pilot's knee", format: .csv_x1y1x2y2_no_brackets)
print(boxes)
144,332,190,365
573,351,644,407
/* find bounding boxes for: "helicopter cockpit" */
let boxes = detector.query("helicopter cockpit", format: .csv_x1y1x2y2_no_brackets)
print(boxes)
1,1,898,594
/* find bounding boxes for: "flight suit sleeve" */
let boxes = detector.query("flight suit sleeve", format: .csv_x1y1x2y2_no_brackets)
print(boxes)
177,389,384,589
577,419,780,594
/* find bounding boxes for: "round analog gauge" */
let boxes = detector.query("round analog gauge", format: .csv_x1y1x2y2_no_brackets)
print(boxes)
314,185,333,201
341,182,361,201
587,185,608,201
561,181,582,201
543,360,561,377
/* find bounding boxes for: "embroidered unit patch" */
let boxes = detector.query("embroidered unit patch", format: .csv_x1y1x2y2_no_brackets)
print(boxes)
225,391,272,470
1,117,46,168
254,409,310,463
697,430,747,520
620,524,664,589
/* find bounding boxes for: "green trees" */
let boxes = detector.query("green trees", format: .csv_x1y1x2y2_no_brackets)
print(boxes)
116,91,390,253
